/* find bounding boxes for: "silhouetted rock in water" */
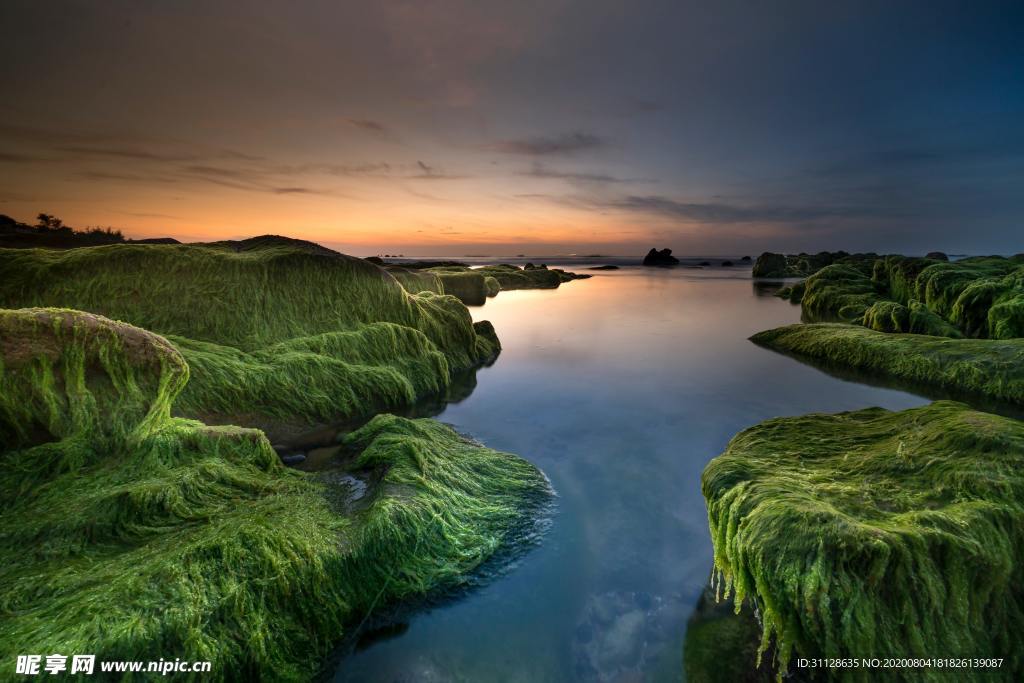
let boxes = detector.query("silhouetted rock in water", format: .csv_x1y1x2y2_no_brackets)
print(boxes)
926,251,949,261
364,256,384,265
699,261,711,266
642,248,679,266
721,260,734,267
588,265,619,271
741,255,752,261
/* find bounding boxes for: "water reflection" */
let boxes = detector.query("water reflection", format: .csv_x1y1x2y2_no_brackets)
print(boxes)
333,267,929,682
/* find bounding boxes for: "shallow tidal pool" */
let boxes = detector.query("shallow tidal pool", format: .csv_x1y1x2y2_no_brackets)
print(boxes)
333,265,928,682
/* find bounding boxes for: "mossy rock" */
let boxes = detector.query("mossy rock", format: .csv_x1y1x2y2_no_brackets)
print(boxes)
0,307,188,450
484,275,501,297
385,265,445,296
862,300,909,333
807,254,1024,339
752,323,1024,405
475,264,563,290
799,264,880,323
0,308,552,681
0,242,499,433
703,401,1024,681
429,269,489,306
684,586,776,683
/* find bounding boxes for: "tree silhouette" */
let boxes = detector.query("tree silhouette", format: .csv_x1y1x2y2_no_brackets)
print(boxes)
36,213,64,230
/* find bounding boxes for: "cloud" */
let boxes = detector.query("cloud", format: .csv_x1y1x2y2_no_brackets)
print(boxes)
487,132,606,155
408,160,465,180
55,145,199,162
812,134,1024,179
609,195,895,223
0,151,45,163
344,118,388,134
521,163,632,183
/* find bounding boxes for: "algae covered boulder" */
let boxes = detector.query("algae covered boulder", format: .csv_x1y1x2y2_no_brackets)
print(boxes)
683,586,774,683
0,307,552,680
798,254,1024,340
752,323,1024,405
799,264,880,323
702,401,1024,680
0,242,500,434
430,269,490,305
752,252,787,277
0,307,188,450
385,265,445,296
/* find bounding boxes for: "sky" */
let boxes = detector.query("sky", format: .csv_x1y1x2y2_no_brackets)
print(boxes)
1,0,1022,256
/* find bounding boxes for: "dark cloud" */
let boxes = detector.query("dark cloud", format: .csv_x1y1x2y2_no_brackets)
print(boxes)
0,151,44,163
344,118,388,133
55,145,199,162
487,132,606,155
814,138,1024,179
521,163,632,183
609,195,897,224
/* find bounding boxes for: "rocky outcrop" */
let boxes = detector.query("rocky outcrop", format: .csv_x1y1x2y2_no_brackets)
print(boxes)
642,248,679,266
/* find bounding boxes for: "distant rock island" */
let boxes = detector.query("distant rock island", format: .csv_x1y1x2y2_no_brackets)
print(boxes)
642,248,680,266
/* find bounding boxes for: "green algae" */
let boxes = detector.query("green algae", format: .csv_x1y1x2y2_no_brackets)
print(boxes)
385,265,445,297
862,300,963,338
702,401,1024,681
430,270,490,306
0,307,551,681
752,251,878,279
799,264,880,323
790,254,1024,340
752,323,1024,406
683,587,774,683
0,241,499,431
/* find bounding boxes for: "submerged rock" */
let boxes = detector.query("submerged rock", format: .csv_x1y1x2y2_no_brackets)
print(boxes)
588,265,620,271
684,585,774,683
572,591,689,682
703,401,1024,679
642,248,680,266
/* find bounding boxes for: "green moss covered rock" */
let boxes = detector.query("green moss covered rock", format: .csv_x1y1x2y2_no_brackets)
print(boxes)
0,308,551,681
800,264,880,323
794,254,1024,340
702,401,1024,681
0,242,499,433
752,323,1024,405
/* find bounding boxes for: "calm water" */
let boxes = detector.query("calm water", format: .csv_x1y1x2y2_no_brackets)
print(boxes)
333,266,927,682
